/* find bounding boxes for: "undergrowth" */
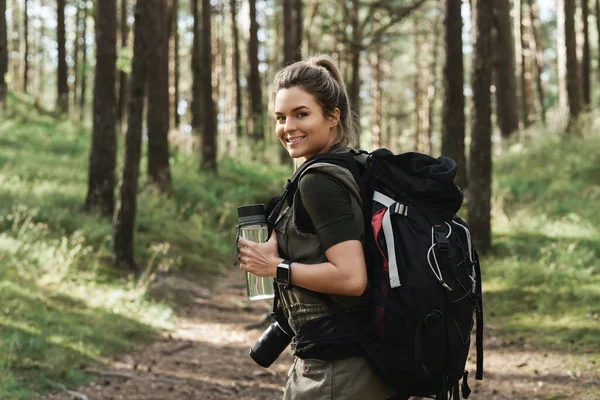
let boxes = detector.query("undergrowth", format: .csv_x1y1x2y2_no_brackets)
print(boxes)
0,93,289,399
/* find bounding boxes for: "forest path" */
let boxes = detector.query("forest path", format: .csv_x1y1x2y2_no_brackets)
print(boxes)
42,267,598,400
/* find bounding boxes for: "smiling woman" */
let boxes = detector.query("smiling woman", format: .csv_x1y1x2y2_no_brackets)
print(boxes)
273,86,340,160
236,56,406,400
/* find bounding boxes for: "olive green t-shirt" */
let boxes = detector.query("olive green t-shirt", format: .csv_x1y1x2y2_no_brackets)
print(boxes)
296,170,362,251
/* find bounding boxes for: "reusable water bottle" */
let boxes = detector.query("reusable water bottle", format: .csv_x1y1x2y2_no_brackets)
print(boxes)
237,204,275,301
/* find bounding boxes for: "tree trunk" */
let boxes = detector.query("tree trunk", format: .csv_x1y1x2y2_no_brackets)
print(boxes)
169,0,180,128
73,0,81,107
36,13,45,103
57,0,69,113
492,0,519,138
519,0,533,128
80,1,89,121
557,0,568,110
304,0,319,55
441,0,467,190
581,0,591,107
22,0,29,93
371,35,381,150
0,0,7,108
230,0,242,139
85,0,117,216
413,19,422,152
117,0,130,126
564,0,582,132
283,0,294,64
114,0,149,272
596,0,600,90
10,0,19,92
294,0,303,60
146,0,172,187
247,0,263,142
191,0,202,132
469,0,493,253
200,0,217,170
224,3,236,156
527,0,546,124
423,10,442,155
349,0,361,125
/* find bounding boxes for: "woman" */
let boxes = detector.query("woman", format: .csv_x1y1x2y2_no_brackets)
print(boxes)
238,55,405,399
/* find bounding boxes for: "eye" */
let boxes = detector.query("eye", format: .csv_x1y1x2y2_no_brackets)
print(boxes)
297,112,308,118
275,115,286,122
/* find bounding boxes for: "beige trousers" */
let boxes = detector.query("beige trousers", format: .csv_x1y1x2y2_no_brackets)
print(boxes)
282,356,407,400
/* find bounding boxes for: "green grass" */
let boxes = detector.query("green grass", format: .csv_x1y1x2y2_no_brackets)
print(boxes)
484,125,600,355
0,93,289,399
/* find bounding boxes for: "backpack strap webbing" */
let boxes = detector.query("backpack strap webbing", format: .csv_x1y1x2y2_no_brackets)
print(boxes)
474,250,484,380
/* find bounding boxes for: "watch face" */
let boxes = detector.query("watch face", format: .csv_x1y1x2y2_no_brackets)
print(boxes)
277,262,290,284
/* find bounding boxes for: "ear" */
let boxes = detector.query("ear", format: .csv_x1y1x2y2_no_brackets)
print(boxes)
329,108,341,127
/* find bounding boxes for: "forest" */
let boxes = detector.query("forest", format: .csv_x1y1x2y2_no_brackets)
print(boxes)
0,0,599,399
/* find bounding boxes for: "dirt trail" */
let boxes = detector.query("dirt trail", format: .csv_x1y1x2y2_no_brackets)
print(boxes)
43,268,599,400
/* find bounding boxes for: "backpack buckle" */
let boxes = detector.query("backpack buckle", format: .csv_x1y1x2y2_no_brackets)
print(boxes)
434,226,449,251
392,202,408,216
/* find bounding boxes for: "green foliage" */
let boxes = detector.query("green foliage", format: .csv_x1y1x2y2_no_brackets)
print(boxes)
0,93,289,399
485,126,600,352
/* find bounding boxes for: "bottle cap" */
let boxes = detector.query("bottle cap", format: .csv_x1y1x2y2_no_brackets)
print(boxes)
237,204,266,224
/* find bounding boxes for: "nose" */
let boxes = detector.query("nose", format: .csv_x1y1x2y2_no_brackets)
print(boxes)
284,118,297,133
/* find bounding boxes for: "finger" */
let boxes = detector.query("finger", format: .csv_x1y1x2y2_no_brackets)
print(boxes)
238,246,251,256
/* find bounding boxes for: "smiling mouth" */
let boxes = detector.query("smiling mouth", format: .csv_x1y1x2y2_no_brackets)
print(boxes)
286,136,306,144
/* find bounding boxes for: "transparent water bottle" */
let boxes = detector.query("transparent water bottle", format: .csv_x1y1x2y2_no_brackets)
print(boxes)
237,204,275,301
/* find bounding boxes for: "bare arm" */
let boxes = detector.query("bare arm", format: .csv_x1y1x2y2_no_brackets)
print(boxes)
238,232,367,297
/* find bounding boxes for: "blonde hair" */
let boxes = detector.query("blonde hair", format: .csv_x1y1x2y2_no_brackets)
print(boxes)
272,55,359,149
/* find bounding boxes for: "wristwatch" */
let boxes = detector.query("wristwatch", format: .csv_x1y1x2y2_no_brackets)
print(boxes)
276,259,292,289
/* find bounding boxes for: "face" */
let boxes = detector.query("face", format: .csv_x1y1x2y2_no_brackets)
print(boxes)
274,86,340,160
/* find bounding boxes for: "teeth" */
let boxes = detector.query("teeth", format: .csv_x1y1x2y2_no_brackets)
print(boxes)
288,137,305,144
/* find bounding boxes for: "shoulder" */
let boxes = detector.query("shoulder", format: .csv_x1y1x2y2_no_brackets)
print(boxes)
298,162,359,197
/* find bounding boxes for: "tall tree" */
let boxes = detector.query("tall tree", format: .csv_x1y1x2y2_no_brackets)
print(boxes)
200,0,217,170
519,0,533,127
22,0,29,93
422,9,442,155
80,0,89,120
563,0,582,132
413,19,422,152
117,0,130,125
191,0,201,133
73,0,81,106
370,21,382,150
294,0,303,58
469,0,493,252
441,0,467,190
557,0,568,110
114,0,149,271
527,0,546,124
85,0,118,216
168,0,180,128
581,0,591,107
37,12,46,103
229,0,242,138
0,0,7,108
596,0,600,89
56,0,69,113
492,0,519,138
10,0,19,91
247,0,263,143
146,0,172,186
336,0,427,125
283,0,299,64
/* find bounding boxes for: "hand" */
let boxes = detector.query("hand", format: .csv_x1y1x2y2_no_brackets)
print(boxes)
238,230,282,278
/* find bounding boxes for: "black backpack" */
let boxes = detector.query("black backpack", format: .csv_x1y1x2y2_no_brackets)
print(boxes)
269,148,483,400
